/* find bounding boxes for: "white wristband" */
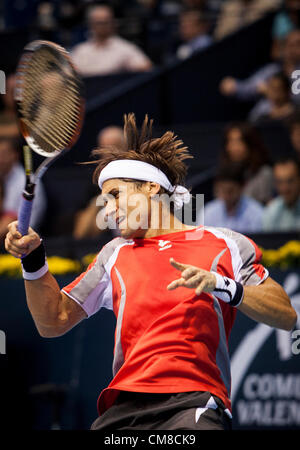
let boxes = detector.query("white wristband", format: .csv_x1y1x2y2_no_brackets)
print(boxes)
21,241,48,280
22,261,49,280
211,271,244,307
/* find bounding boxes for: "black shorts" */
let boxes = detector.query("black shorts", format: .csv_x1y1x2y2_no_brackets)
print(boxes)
91,391,232,431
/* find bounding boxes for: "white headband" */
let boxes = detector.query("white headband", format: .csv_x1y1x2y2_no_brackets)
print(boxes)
98,159,190,210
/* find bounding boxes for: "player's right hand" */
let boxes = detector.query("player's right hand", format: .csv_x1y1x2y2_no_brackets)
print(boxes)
5,221,41,258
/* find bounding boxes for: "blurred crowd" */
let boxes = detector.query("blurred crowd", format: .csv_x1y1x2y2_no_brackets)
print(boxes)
1,0,300,247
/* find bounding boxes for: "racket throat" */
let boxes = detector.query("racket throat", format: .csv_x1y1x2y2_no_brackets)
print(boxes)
23,182,36,201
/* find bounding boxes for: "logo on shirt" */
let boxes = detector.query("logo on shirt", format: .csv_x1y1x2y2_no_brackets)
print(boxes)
158,240,172,251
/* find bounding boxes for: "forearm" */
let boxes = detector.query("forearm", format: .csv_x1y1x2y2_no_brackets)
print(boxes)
167,258,297,332
238,278,297,331
24,271,67,337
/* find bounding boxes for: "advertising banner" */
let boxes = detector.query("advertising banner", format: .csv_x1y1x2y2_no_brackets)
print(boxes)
230,269,300,429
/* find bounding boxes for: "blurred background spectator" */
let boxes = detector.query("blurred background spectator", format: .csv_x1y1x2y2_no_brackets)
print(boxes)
174,9,212,60
96,125,125,147
214,0,281,41
287,109,300,160
0,178,5,225
71,3,153,76
219,122,273,204
249,72,295,123
0,73,19,138
198,163,263,233
1,0,300,433
0,136,46,244
72,125,125,240
262,156,300,230
272,0,300,58
219,29,300,106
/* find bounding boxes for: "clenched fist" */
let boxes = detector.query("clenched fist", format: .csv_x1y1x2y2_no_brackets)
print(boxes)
5,221,41,259
167,258,217,296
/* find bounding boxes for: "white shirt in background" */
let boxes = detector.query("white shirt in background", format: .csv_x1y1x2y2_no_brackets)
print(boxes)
71,36,152,76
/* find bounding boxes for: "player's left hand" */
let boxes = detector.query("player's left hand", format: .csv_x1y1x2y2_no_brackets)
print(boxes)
167,258,217,296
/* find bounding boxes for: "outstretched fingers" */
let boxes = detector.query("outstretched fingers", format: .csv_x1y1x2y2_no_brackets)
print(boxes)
169,258,191,272
168,257,217,295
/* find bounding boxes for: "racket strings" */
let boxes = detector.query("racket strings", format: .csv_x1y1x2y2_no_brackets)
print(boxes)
19,47,82,154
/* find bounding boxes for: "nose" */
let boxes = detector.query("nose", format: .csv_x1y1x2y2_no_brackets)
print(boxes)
104,198,117,220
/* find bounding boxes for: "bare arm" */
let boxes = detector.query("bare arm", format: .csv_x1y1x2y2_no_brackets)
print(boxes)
24,272,86,337
238,277,296,331
5,221,86,337
167,258,297,331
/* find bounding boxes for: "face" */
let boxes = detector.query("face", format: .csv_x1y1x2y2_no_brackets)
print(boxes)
266,78,289,104
101,178,160,239
290,124,300,153
215,180,242,210
284,31,300,64
179,13,205,42
88,7,114,40
286,0,300,11
0,141,18,177
97,127,125,148
225,128,249,162
274,162,300,206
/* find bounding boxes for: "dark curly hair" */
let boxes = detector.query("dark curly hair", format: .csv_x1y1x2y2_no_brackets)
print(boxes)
91,113,193,190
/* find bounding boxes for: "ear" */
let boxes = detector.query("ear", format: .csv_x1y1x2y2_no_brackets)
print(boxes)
148,182,161,196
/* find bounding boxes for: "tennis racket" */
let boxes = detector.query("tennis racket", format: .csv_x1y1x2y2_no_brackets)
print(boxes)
14,40,85,237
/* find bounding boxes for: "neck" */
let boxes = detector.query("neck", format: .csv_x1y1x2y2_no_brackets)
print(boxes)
225,200,239,216
137,205,195,239
93,35,111,45
285,196,299,208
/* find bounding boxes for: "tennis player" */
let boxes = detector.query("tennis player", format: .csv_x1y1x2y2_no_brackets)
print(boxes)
5,114,297,430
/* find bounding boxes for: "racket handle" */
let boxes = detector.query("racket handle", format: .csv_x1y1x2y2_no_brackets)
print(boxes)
18,194,34,236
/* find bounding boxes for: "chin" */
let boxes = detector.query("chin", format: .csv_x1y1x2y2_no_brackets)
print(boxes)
119,227,135,239
120,226,146,239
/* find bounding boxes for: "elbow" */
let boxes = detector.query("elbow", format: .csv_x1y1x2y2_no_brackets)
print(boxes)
282,307,298,331
36,319,69,338
37,327,64,338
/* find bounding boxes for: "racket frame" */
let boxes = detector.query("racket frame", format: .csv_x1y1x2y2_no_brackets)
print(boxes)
14,39,85,158
14,40,85,237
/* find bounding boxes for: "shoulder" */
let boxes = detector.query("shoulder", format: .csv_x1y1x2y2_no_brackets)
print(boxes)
204,226,260,253
205,199,223,212
204,226,262,276
97,237,133,265
243,196,264,213
71,40,91,54
112,36,143,52
264,196,283,213
4,163,24,186
256,165,273,178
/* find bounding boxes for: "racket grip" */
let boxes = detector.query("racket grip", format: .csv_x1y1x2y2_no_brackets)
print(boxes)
18,194,34,236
